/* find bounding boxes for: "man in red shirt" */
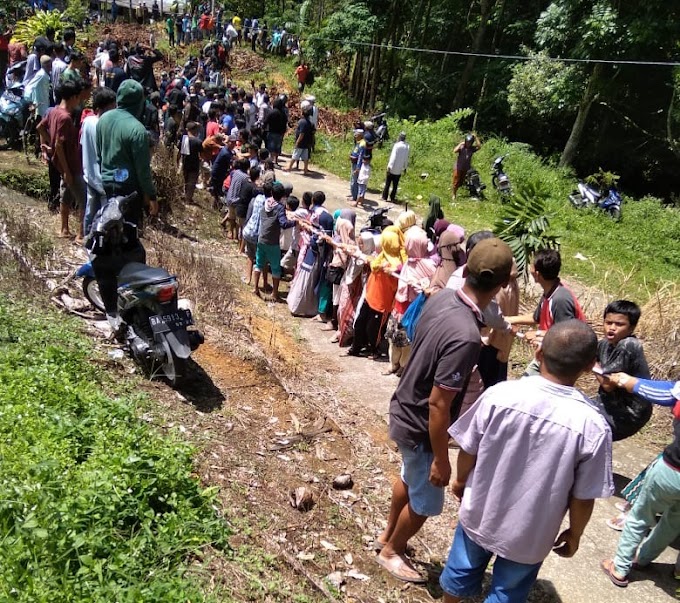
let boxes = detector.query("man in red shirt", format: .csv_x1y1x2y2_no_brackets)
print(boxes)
295,61,309,93
37,80,86,242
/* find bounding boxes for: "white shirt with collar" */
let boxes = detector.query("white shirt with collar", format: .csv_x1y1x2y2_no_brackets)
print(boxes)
387,139,410,175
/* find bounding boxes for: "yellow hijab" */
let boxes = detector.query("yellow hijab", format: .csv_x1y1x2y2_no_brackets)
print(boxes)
371,225,407,271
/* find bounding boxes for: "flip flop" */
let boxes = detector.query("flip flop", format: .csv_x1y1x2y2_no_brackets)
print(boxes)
606,514,626,531
376,554,426,584
600,559,629,587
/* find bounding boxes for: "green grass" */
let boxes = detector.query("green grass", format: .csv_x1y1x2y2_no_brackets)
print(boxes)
298,118,680,299
0,296,228,602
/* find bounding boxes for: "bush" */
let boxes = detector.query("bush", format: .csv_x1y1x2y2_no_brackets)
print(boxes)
0,169,50,200
0,298,228,601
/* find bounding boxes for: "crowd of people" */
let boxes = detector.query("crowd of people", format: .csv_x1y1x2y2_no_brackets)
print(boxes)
0,12,678,602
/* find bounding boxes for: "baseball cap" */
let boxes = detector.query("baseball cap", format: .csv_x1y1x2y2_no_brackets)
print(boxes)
466,238,513,286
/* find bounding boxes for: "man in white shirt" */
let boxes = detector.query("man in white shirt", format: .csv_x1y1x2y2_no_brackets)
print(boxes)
23,55,51,118
382,131,410,202
82,87,117,235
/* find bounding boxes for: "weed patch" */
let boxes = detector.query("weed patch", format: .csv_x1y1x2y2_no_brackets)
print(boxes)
0,169,50,200
0,297,229,602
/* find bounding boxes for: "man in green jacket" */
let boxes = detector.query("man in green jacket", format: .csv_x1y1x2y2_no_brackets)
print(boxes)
93,79,159,325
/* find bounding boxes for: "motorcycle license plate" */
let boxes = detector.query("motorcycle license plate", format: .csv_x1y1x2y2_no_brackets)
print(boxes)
149,309,193,334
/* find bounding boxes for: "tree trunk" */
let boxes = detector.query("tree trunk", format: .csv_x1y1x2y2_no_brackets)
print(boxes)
559,64,603,167
369,44,381,110
361,44,374,110
452,0,495,109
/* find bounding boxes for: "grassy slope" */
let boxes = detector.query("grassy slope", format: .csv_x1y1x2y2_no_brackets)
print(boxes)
266,65,680,300
0,287,228,602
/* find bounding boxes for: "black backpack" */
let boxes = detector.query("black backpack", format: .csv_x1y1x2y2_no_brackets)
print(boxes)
305,70,315,86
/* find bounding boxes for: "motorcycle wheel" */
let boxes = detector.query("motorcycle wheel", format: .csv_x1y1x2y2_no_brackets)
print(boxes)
82,277,106,313
156,336,187,388
605,206,622,221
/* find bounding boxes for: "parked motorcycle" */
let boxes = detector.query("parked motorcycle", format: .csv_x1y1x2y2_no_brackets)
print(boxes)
360,206,393,236
0,82,30,150
465,168,486,199
491,155,512,198
367,111,389,148
78,192,203,386
569,182,622,221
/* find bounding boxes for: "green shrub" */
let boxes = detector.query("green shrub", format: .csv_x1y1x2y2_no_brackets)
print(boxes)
0,298,228,602
0,169,50,200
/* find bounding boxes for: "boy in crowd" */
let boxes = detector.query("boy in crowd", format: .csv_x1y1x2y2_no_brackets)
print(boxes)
81,86,117,235
37,80,85,242
180,122,203,204
441,320,613,602
355,154,371,208
253,182,295,302
507,249,585,375
595,300,651,441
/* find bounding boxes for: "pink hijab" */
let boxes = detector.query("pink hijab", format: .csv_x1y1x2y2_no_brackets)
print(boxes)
395,226,436,303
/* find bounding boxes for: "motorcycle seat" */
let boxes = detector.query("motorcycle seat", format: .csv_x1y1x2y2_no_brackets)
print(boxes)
119,262,173,287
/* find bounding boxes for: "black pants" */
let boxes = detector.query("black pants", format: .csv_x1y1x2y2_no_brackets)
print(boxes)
168,30,175,46
48,160,61,211
477,344,508,389
350,301,385,356
92,240,146,314
382,172,401,201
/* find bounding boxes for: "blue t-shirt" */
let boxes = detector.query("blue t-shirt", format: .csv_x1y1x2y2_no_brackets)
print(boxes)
221,113,235,132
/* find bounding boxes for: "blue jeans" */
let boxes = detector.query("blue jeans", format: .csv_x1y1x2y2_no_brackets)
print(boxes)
614,459,680,576
350,162,358,200
440,524,542,602
83,184,107,236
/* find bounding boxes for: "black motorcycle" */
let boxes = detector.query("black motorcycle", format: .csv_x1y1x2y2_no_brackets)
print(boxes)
465,169,486,199
359,206,393,236
78,193,203,386
364,111,389,148
491,155,512,198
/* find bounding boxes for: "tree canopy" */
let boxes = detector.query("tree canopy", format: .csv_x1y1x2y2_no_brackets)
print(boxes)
273,0,680,198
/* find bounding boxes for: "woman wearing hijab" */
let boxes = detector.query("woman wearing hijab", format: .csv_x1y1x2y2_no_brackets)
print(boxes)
322,214,355,331
287,191,331,316
315,211,336,321
429,225,465,292
385,226,436,376
395,209,417,233
342,226,406,359
424,195,444,242
335,231,376,346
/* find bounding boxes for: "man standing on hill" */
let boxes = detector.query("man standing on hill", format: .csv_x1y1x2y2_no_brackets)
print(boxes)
37,79,85,241
94,79,158,327
440,320,613,602
452,133,480,200
376,238,515,583
382,131,410,202
295,61,309,93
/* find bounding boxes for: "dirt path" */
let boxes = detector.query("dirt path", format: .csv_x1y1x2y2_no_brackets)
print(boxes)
249,162,680,603
0,150,677,602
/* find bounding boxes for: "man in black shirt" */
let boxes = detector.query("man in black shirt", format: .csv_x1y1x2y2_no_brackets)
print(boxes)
284,107,314,175
125,44,163,91
376,238,514,583
104,49,127,93
264,97,287,164
180,122,203,204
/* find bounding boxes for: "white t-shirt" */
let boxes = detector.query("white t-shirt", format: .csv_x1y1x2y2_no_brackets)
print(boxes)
358,163,371,185
81,115,104,193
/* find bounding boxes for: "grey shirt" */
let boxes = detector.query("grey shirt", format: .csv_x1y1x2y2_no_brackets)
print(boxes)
450,376,613,565
389,288,483,449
